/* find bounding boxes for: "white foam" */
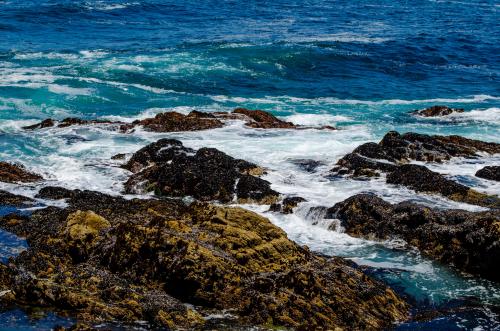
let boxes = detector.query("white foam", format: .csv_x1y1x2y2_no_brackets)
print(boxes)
47,84,94,96
283,113,351,126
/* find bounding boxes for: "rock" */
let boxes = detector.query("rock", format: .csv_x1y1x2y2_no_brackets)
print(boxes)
233,108,297,129
124,140,278,204
386,164,499,208
289,159,325,172
476,166,500,181
111,153,127,160
0,189,409,329
22,119,55,130
120,111,224,133
269,196,307,214
411,106,464,117
326,194,500,282
0,162,43,183
36,186,75,200
0,190,35,207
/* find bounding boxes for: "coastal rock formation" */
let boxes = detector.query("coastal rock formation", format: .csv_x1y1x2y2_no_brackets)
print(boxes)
0,190,35,208
0,162,43,183
386,164,499,208
326,194,500,282
476,166,500,181
119,111,224,133
269,196,307,214
411,106,464,117
232,107,297,129
123,139,279,204
331,131,500,207
0,189,409,329
23,118,116,130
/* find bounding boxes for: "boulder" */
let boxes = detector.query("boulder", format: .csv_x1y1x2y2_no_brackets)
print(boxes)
476,166,500,182
0,189,409,329
0,190,35,207
233,108,297,129
326,194,500,282
0,162,43,183
411,106,464,117
124,139,279,204
269,196,307,214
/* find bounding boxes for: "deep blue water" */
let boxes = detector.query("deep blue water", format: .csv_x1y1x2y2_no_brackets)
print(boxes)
0,0,499,329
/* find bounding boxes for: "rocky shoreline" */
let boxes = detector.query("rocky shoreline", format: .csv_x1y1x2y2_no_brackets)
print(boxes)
1,107,499,329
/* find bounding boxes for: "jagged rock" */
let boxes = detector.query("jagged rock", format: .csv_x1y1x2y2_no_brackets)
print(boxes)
0,189,409,329
23,118,116,130
386,164,499,208
269,196,307,214
0,190,35,207
411,106,464,117
232,108,297,129
476,166,500,181
120,111,224,133
326,194,500,282
0,162,43,183
124,139,278,204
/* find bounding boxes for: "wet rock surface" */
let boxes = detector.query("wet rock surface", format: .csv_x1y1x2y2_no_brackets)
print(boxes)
232,108,297,129
120,111,224,133
23,118,117,130
124,139,279,204
0,189,409,329
476,166,500,181
326,194,500,282
411,105,464,117
0,191,35,208
269,196,307,214
331,131,500,207
0,162,43,183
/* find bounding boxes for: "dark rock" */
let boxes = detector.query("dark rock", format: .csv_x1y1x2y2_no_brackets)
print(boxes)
22,119,55,130
270,196,307,214
0,162,43,183
386,164,499,208
120,111,224,133
111,153,127,160
476,166,500,182
411,106,464,117
289,159,325,172
233,108,297,129
326,194,500,282
36,186,76,200
124,140,278,204
0,190,409,329
0,190,35,207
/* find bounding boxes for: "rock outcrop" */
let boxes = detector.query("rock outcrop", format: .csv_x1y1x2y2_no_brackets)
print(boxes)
0,190,35,208
232,108,297,129
331,131,500,208
411,106,464,117
0,189,409,329
326,194,500,282
0,162,43,183
476,166,500,182
23,118,116,130
123,139,279,204
119,111,224,133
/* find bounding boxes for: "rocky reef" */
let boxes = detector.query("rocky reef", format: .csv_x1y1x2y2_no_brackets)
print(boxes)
0,190,35,208
331,131,500,208
0,188,409,329
0,162,43,183
476,166,500,181
23,118,117,130
123,139,280,204
326,194,500,282
411,105,464,117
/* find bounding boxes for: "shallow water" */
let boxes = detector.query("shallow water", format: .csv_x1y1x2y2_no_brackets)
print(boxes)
0,0,499,329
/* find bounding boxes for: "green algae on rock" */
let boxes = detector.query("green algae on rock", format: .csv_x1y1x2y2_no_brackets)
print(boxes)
0,188,409,329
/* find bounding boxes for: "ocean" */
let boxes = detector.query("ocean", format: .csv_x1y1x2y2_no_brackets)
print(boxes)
0,0,499,329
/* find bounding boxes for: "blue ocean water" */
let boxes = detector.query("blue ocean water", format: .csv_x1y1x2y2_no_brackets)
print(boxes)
0,0,499,329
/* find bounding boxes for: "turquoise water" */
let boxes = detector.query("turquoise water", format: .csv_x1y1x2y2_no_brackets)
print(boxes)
0,0,499,329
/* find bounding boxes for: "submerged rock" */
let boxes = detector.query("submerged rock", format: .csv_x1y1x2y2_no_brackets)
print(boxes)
476,166,500,182
124,139,279,204
269,196,307,214
326,194,500,282
22,119,55,130
411,105,464,117
23,118,116,130
0,162,43,183
0,189,409,329
0,190,35,207
120,111,224,133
